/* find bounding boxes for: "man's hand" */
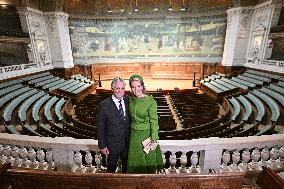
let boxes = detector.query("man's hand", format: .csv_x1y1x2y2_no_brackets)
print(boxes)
100,147,110,156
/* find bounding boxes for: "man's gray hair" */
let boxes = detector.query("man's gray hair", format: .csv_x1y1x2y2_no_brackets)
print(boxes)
111,77,126,89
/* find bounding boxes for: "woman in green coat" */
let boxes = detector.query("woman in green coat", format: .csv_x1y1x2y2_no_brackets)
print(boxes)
127,74,164,173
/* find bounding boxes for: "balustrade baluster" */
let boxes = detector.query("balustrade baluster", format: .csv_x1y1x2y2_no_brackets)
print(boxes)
169,153,177,173
36,148,46,170
220,150,230,172
279,146,284,160
250,148,261,170
190,152,199,173
94,151,102,172
239,149,250,171
180,152,187,173
3,145,11,164
0,145,4,164
19,146,28,168
260,147,270,167
269,146,280,168
85,150,94,173
10,145,20,167
46,148,55,170
229,149,240,171
116,158,122,173
73,150,83,172
27,147,37,168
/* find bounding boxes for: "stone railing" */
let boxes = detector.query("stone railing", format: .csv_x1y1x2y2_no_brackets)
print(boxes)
245,59,284,73
0,133,283,174
260,60,284,73
0,63,53,80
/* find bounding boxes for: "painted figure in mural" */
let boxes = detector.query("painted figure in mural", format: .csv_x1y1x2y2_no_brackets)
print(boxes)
97,77,131,173
127,74,164,173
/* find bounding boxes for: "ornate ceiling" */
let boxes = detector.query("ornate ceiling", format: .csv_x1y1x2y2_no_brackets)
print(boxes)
0,0,263,17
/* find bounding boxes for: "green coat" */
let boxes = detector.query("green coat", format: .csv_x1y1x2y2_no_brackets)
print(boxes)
127,95,164,173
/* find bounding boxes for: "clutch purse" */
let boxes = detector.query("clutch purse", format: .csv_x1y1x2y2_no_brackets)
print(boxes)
142,137,158,154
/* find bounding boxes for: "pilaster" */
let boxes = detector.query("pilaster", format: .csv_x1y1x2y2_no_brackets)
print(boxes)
222,7,254,67
43,12,74,68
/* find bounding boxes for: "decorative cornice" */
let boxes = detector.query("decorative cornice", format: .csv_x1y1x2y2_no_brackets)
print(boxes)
226,7,254,17
43,12,69,19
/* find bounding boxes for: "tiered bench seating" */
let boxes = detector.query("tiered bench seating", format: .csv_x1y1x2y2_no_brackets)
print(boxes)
242,72,271,82
37,123,59,137
72,83,92,94
276,81,284,87
35,77,61,87
231,77,256,88
55,98,66,121
0,86,30,108
228,97,241,122
251,90,280,123
18,91,46,122
236,95,253,122
22,72,50,82
268,84,284,95
21,123,42,136
2,89,38,122
28,75,54,85
44,96,59,121
0,83,23,96
245,93,265,122
220,78,248,90
0,79,23,89
32,94,51,122
237,75,264,85
214,79,238,90
246,69,282,80
42,79,66,91
259,87,284,106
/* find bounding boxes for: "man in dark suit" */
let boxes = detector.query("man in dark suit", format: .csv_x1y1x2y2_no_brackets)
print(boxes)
97,77,131,173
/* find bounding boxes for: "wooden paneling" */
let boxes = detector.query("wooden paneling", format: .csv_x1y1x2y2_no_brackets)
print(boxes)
2,168,245,189
88,62,208,81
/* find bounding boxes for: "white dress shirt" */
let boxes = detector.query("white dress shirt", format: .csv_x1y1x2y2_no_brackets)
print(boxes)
112,95,126,117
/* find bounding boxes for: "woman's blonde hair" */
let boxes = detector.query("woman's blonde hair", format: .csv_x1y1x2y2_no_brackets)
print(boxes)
129,74,146,93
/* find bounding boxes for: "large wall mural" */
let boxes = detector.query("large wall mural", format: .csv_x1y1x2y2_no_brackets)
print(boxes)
69,16,226,64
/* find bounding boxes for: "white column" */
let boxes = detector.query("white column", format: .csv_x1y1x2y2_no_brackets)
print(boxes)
43,12,74,68
221,7,254,67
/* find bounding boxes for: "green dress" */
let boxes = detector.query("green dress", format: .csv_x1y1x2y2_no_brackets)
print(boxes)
127,95,164,173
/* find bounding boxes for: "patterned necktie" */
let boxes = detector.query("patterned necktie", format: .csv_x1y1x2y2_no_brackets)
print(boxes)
118,100,125,120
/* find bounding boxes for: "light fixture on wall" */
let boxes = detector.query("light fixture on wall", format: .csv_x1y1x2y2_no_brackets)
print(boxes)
168,0,173,11
134,0,139,12
181,0,186,11
154,5,159,11
107,5,112,13
154,0,159,11
0,4,7,8
120,5,125,12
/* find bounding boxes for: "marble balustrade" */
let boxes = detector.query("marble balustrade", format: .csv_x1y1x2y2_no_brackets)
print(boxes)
0,63,53,80
0,133,283,174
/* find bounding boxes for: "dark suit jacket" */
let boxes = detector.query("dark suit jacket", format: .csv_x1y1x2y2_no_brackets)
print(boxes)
97,96,131,154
